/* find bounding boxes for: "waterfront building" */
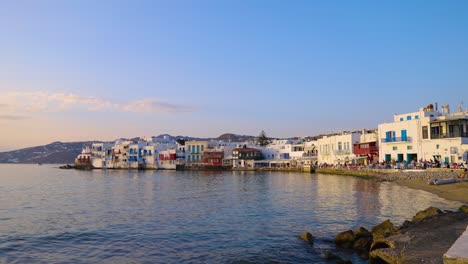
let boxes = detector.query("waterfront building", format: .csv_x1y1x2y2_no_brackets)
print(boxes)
90,142,113,168
353,130,379,164
203,150,224,165
75,146,91,166
378,103,468,165
158,148,177,169
317,132,361,165
185,140,210,164
232,146,263,168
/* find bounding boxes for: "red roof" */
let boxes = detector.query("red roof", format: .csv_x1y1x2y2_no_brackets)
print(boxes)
233,147,261,152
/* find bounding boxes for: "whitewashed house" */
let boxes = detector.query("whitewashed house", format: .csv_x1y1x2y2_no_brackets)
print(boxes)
91,142,113,168
378,103,468,165
317,132,360,165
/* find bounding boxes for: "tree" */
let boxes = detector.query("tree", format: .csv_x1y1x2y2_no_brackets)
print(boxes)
257,130,270,147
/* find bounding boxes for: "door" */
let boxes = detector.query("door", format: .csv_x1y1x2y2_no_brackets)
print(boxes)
397,154,403,162
401,130,407,141
385,154,391,162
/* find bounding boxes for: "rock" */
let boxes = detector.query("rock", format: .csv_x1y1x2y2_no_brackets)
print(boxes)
353,237,372,252
353,226,371,239
59,164,74,169
335,230,355,248
459,205,468,213
323,251,352,264
411,207,443,222
371,220,396,240
299,232,315,244
400,220,413,229
369,234,412,264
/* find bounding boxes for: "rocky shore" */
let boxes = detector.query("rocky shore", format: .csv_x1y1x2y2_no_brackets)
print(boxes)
316,168,468,203
301,206,468,264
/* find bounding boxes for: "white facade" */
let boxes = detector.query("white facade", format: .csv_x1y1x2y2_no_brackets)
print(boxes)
91,142,113,168
317,132,360,164
378,104,468,165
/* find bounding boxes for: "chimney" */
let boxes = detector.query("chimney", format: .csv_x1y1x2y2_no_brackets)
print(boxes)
435,102,438,111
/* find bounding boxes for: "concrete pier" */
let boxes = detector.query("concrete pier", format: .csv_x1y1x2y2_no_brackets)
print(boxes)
444,225,468,264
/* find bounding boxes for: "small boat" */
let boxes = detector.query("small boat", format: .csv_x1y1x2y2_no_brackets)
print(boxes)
429,178,457,185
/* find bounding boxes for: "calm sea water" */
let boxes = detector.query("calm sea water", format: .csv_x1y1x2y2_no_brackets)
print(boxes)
0,164,462,264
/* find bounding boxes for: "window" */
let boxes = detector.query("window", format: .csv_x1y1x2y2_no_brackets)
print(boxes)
400,117,404,121
407,116,412,120
422,126,428,139
407,146,413,150
392,146,398,151
401,129,407,141
338,142,342,150
201,145,204,151
431,124,441,139
415,115,419,119
436,144,439,149
188,146,191,152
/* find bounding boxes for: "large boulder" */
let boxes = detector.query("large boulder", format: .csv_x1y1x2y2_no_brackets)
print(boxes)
353,236,372,252
323,252,352,264
299,232,315,244
371,220,396,240
369,234,412,264
411,207,443,223
334,230,355,248
400,220,413,230
354,226,371,239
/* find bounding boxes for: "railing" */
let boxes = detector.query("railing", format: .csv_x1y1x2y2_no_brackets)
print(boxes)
353,146,379,155
431,132,468,139
381,137,412,143
334,150,351,155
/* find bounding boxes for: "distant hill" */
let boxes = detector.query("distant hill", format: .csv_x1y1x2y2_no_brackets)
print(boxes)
0,133,257,164
216,133,256,142
0,141,98,164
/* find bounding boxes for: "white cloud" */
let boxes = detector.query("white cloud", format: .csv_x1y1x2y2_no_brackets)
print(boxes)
0,91,195,115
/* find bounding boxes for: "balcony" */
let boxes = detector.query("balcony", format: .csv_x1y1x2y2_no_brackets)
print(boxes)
381,137,412,143
334,149,351,155
431,132,468,139
353,146,379,155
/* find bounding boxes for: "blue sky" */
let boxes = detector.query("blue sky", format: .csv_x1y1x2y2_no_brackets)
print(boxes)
0,0,467,150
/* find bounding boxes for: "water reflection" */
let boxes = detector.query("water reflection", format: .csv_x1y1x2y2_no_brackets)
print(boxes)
0,165,462,264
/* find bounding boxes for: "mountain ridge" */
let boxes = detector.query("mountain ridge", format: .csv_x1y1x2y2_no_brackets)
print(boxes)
0,133,258,164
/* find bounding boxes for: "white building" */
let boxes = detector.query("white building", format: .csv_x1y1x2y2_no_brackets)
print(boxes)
317,132,361,165
90,142,113,168
378,103,468,165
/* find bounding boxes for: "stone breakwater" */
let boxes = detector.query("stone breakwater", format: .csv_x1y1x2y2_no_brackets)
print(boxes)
298,206,468,264
316,168,464,183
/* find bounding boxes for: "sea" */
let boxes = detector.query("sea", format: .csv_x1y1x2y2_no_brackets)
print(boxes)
0,164,462,264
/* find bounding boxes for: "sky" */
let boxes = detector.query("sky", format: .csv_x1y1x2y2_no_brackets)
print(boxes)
0,0,467,151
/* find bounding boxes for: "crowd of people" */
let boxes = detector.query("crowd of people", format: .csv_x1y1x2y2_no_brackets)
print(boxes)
317,159,467,170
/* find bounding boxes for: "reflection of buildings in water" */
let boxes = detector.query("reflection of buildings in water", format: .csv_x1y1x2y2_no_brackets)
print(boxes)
314,174,360,229
268,172,315,209
352,179,382,225
376,182,460,225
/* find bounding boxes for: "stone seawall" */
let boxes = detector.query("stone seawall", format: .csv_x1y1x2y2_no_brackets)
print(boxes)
315,168,464,183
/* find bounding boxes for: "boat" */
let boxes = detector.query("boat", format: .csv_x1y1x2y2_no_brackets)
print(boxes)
429,178,457,185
